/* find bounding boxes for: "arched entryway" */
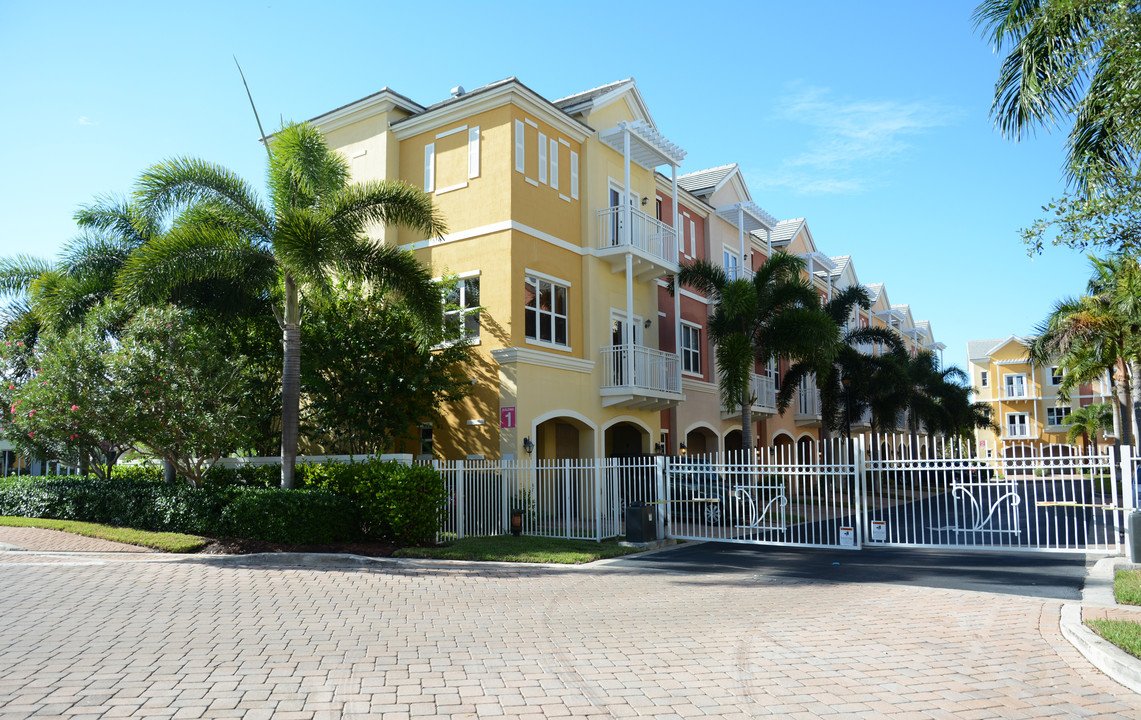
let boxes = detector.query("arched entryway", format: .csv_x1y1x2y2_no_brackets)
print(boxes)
683,424,718,457
772,432,795,461
534,413,596,460
604,420,651,458
724,429,744,454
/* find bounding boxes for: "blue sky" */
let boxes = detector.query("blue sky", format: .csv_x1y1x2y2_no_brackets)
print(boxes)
0,0,1089,372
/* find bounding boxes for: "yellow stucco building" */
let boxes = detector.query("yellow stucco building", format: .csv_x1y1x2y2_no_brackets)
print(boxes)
967,336,1113,458
309,77,944,461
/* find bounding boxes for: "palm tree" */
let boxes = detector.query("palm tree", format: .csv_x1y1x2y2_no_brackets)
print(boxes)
780,286,897,448
1063,402,1113,453
673,251,836,451
122,121,447,488
974,0,1141,191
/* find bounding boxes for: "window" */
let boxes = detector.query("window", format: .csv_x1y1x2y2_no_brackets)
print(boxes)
1006,413,1029,437
1050,366,1063,385
681,324,701,375
525,275,568,346
1047,407,1072,426
980,370,989,387
723,248,739,279
418,425,433,459
444,277,480,340
655,198,662,221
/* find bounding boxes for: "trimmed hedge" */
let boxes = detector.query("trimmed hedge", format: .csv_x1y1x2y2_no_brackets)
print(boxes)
0,477,360,544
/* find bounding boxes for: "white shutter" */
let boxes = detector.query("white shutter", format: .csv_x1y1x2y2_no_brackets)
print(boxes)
549,138,559,190
538,133,547,184
689,220,696,256
468,126,480,179
424,143,435,193
570,151,579,200
515,120,525,173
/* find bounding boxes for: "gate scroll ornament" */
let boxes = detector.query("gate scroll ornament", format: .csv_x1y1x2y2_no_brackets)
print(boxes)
732,484,789,531
929,480,1021,534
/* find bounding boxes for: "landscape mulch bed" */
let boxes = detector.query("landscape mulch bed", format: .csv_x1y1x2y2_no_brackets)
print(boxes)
197,538,401,557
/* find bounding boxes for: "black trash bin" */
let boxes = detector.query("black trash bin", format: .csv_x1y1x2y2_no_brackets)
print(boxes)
626,502,656,543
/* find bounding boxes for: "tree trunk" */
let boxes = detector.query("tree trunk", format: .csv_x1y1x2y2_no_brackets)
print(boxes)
280,275,301,490
1117,361,1134,450
908,408,920,461
163,459,176,484
79,453,89,477
1131,360,1141,452
741,390,753,459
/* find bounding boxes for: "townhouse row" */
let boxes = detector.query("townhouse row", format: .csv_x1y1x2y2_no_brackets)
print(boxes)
311,77,943,462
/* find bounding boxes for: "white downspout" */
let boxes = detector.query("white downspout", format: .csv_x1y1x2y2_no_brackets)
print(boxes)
737,205,745,278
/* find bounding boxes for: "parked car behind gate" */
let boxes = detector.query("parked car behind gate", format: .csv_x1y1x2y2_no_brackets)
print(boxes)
667,458,734,525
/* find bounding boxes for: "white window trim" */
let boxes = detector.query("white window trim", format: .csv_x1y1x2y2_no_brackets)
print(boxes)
1046,406,1071,426
1049,366,1063,386
570,151,579,200
438,273,482,348
1003,373,1028,397
525,274,571,350
524,268,571,288
680,321,702,377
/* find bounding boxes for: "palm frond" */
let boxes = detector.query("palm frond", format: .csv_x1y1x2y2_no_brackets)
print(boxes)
333,241,443,346
268,122,350,212
326,180,447,240
0,255,55,298
135,157,272,232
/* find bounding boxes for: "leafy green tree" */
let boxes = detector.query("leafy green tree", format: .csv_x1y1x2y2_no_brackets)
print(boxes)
112,306,263,487
300,281,474,455
122,122,447,488
1021,172,1141,256
975,0,1141,191
1063,402,1113,452
0,304,133,477
674,252,836,450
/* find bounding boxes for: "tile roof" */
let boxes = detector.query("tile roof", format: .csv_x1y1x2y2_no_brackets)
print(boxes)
865,282,884,303
966,335,1035,360
771,218,806,246
677,164,737,194
830,255,851,277
552,79,633,112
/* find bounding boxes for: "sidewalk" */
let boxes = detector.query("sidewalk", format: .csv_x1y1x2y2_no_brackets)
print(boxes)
0,525,155,553
1063,556,1141,694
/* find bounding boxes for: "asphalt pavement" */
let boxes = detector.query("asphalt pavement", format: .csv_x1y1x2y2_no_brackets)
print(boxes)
609,541,1093,600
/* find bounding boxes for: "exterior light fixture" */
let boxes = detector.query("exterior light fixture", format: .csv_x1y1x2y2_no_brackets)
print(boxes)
679,443,687,456
654,442,665,454
522,437,534,455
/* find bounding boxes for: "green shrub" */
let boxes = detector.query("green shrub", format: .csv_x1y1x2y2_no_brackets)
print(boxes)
307,460,446,544
0,476,359,544
111,464,164,483
202,463,281,488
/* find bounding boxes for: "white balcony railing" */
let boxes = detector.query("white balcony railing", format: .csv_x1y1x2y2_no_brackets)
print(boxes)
722,372,776,415
1005,425,1036,440
1003,385,1030,399
796,383,821,419
597,205,678,265
725,265,754,283
600,344,681,394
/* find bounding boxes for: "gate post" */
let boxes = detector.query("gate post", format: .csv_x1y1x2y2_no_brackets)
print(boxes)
456,460,465,540
655,455,667,541
855,435,866,549
1121,445,1133,557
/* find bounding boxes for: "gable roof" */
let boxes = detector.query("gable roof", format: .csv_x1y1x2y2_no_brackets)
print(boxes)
830,255,852,277
771,218,806,248
865,282,885,304
967,335,1034,361
553,78,631,113
677,164,737,195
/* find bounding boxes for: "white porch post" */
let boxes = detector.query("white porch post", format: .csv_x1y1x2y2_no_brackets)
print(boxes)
766,228,772,258
737,205,745,276
673,165,682,398
623,125,634,388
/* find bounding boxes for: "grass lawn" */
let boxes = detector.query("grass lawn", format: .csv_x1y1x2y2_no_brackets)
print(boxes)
393,535,646,564
0,516,208,553
1115,569,1141,606
1087,618,1141,659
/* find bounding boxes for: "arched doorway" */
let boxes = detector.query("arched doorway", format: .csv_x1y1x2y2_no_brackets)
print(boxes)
724,429,743,455
772,432,795,461
534,414,595,460
604,421,650,458
684,425,717,458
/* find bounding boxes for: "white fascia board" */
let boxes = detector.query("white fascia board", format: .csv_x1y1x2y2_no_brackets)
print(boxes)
588,81,654,127
985,335,1032,357
392,83,591,143
310,91,424,135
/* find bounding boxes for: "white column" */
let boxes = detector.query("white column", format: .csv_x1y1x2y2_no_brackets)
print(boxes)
766,228,772,258
737,205,745,276
623,125,632,248
672,165,682,395
626,253,635,387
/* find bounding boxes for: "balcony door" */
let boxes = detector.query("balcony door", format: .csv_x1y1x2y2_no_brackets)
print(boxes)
610,311,644,387
1006,412,1029,438
608,184,640,247
1004,373,1027,398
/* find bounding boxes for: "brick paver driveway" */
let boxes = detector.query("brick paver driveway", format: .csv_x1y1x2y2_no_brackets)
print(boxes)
1,550,1139,719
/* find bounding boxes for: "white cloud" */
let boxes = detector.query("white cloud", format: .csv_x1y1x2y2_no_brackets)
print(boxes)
756,84,957,195
78,116,97,126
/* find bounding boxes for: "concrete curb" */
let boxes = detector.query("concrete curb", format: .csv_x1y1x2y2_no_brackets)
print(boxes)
1061,603,1141,694
1060,555,1141,694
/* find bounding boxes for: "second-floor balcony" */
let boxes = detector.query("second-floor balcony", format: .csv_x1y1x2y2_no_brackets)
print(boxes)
724,265,754,283
721,372,776,418
1004,425,1037,440
600,344,684,411
596,205,679,281
795,383,821,425
1002,385,1033,399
